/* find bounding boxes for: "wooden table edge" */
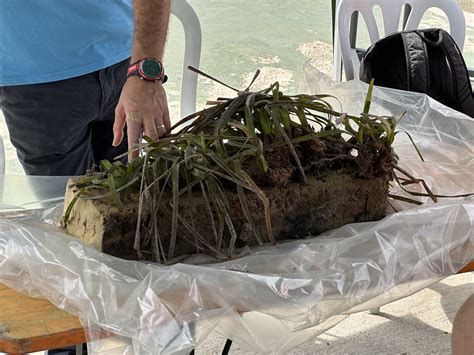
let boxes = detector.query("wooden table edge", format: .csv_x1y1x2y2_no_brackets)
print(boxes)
459,260,474,273
0,326,114,353
0,328,85,354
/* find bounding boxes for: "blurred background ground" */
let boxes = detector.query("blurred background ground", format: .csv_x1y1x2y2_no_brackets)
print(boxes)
199,273,473,354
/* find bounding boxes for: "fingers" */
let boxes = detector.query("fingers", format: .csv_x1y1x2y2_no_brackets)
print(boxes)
126,112,144,162
126,112,163,162
158,88,171,136
143,91,170,138
162,104,171,131
142,115,159,141
116,82,171,162
113,105,126,147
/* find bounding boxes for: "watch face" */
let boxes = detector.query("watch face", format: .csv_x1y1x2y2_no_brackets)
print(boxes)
140,59,162,79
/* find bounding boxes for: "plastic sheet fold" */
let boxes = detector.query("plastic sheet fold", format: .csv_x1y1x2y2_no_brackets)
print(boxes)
0,67,472,354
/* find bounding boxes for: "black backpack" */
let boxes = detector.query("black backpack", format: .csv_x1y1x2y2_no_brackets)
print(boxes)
360,28,474,117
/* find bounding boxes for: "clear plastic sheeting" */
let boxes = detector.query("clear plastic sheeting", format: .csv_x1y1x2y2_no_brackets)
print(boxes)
0,67,473,354
302,64,474,209
0,175,68,211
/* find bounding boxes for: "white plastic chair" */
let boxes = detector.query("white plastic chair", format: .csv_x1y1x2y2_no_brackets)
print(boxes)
172,0,202,117
333,0,466,81
0,137,5,175
0,0,202,175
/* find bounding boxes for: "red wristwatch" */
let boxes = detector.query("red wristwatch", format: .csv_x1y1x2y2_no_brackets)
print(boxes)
127,58,168,83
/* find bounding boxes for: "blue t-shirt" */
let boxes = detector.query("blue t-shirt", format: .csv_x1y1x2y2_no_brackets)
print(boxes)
0,0,134,86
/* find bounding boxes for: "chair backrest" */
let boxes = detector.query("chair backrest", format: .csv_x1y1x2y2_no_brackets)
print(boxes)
171,0,202,117
334,0,466,80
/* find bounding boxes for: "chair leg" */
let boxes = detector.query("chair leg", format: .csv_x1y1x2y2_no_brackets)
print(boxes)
370,307,381,314
0,136,5,175
332,30,343,81
221,339,233,355
76,343,87,354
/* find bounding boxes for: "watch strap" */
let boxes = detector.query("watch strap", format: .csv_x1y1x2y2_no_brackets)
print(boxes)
126,59,168,83
126,61,140,77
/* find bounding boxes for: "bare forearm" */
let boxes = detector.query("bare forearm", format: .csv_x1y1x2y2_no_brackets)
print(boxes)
131,0,171,62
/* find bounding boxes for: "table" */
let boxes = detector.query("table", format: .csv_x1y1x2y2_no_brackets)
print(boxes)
459,261,474,273
0,175,84,353
0,283,85,354
0,175,472,353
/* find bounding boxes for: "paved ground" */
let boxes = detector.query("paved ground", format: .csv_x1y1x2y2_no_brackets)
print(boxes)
198,273,473,354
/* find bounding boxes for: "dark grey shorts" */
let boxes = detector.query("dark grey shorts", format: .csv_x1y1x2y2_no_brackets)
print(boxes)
0,59,130,176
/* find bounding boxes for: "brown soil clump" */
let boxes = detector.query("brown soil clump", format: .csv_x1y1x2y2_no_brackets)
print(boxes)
64,159,391,263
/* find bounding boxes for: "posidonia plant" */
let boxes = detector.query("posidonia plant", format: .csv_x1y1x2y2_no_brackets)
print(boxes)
66,68,469,263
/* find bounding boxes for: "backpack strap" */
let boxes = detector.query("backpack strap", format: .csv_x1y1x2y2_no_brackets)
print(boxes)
401,31,430,93
419,29,474,116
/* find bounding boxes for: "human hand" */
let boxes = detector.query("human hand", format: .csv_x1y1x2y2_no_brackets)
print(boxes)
113,76,170,161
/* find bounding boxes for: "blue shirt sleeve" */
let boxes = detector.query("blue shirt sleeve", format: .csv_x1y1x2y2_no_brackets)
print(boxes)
0,0,134,86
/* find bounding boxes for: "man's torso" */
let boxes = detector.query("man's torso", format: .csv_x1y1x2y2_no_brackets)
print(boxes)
0,0,134,86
